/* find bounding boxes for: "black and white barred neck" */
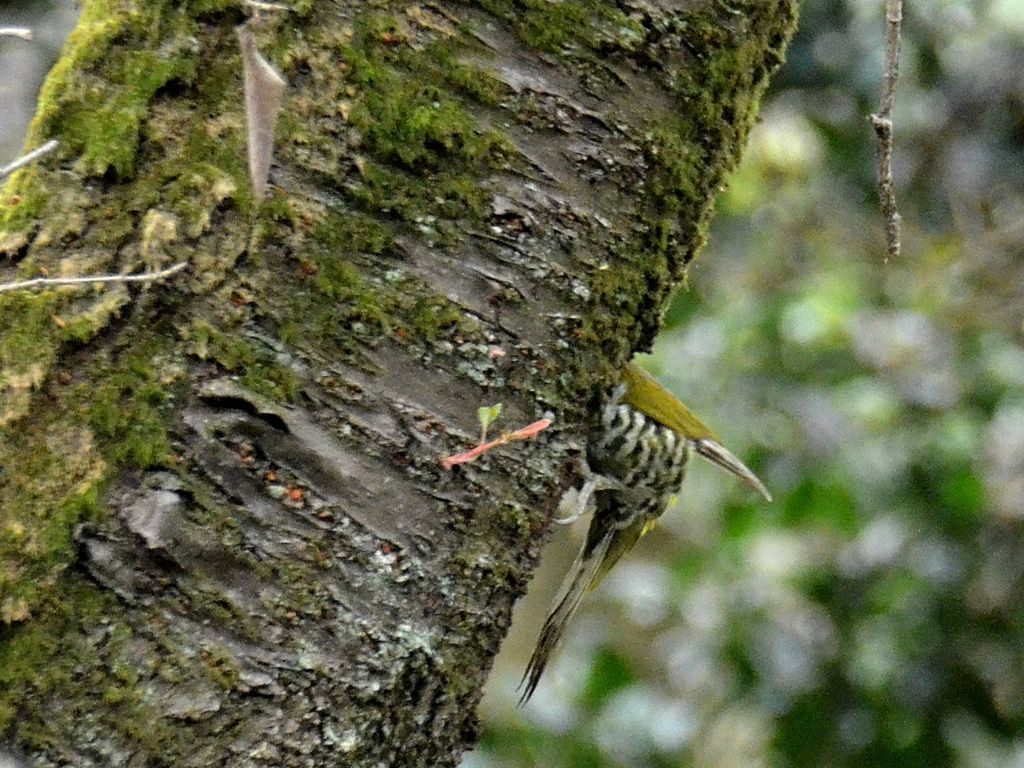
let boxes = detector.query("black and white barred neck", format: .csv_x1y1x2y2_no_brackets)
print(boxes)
588,402,689,521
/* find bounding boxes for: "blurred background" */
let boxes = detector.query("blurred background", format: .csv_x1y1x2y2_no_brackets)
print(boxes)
0,0,76,167
4,1,1023,766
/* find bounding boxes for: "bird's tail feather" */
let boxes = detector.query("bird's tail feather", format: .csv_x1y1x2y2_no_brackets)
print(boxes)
518,534,613,705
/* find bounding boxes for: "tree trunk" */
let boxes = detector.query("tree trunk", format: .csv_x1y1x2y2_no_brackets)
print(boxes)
0,1,797,765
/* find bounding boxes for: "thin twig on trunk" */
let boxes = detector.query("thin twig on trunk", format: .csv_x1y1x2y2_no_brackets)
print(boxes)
0,261,188,294
0,139,59,180
0,27,33,40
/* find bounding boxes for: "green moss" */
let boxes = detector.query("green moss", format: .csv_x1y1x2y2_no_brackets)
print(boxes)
58,315,105,344
352,82,500,172
0,291,56,356
328,211,394,257
643,123,700,225
519,0,592,52
0,0,256,495
249,197,489,368
350,160,490,233
165,123,253,225
267,207,486,356
500,0,794,356
226,12,519,375
465,0,795,254
410,295,471,343
185,0,239,14
231,12,519,377
186,320,300,402
333,14,514,225
54,290,131,346
308,250,393,338
0,407,106,624
42,485,103,563
0,167,52,235
0,583,179,753
0,314,200,626
165,163,241,236
473,0,645,55
0,613,63,732
80,51,194,177
658,12,790,274
188,586,262,642
0,583,104,726
316,257,365,298
429,44,509,108
31,4,200,179
90,352,172,469
0,292,58,417
202,644,241,690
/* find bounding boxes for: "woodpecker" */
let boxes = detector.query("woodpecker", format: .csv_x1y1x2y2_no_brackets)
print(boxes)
519,362,771,703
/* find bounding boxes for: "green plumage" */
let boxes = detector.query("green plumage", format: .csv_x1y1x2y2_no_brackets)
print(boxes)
620,362,717,440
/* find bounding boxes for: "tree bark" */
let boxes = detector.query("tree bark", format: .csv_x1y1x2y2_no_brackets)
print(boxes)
0,1,797,765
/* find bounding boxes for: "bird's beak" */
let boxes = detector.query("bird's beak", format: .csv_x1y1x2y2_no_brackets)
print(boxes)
694,439,772,502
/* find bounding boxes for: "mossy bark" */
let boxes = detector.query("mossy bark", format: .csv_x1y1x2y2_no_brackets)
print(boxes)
0,0,797,765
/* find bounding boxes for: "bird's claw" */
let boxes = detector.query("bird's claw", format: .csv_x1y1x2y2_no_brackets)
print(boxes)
554,467,623,524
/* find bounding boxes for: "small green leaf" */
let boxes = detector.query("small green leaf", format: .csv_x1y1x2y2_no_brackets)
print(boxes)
477,403,503,438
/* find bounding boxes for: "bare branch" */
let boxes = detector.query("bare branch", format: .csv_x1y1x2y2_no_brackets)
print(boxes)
870,0,903,261
0,139,59,180
0,262,188,294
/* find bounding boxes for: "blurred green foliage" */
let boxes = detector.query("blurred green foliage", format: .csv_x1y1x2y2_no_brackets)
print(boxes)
473,2,1024,766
